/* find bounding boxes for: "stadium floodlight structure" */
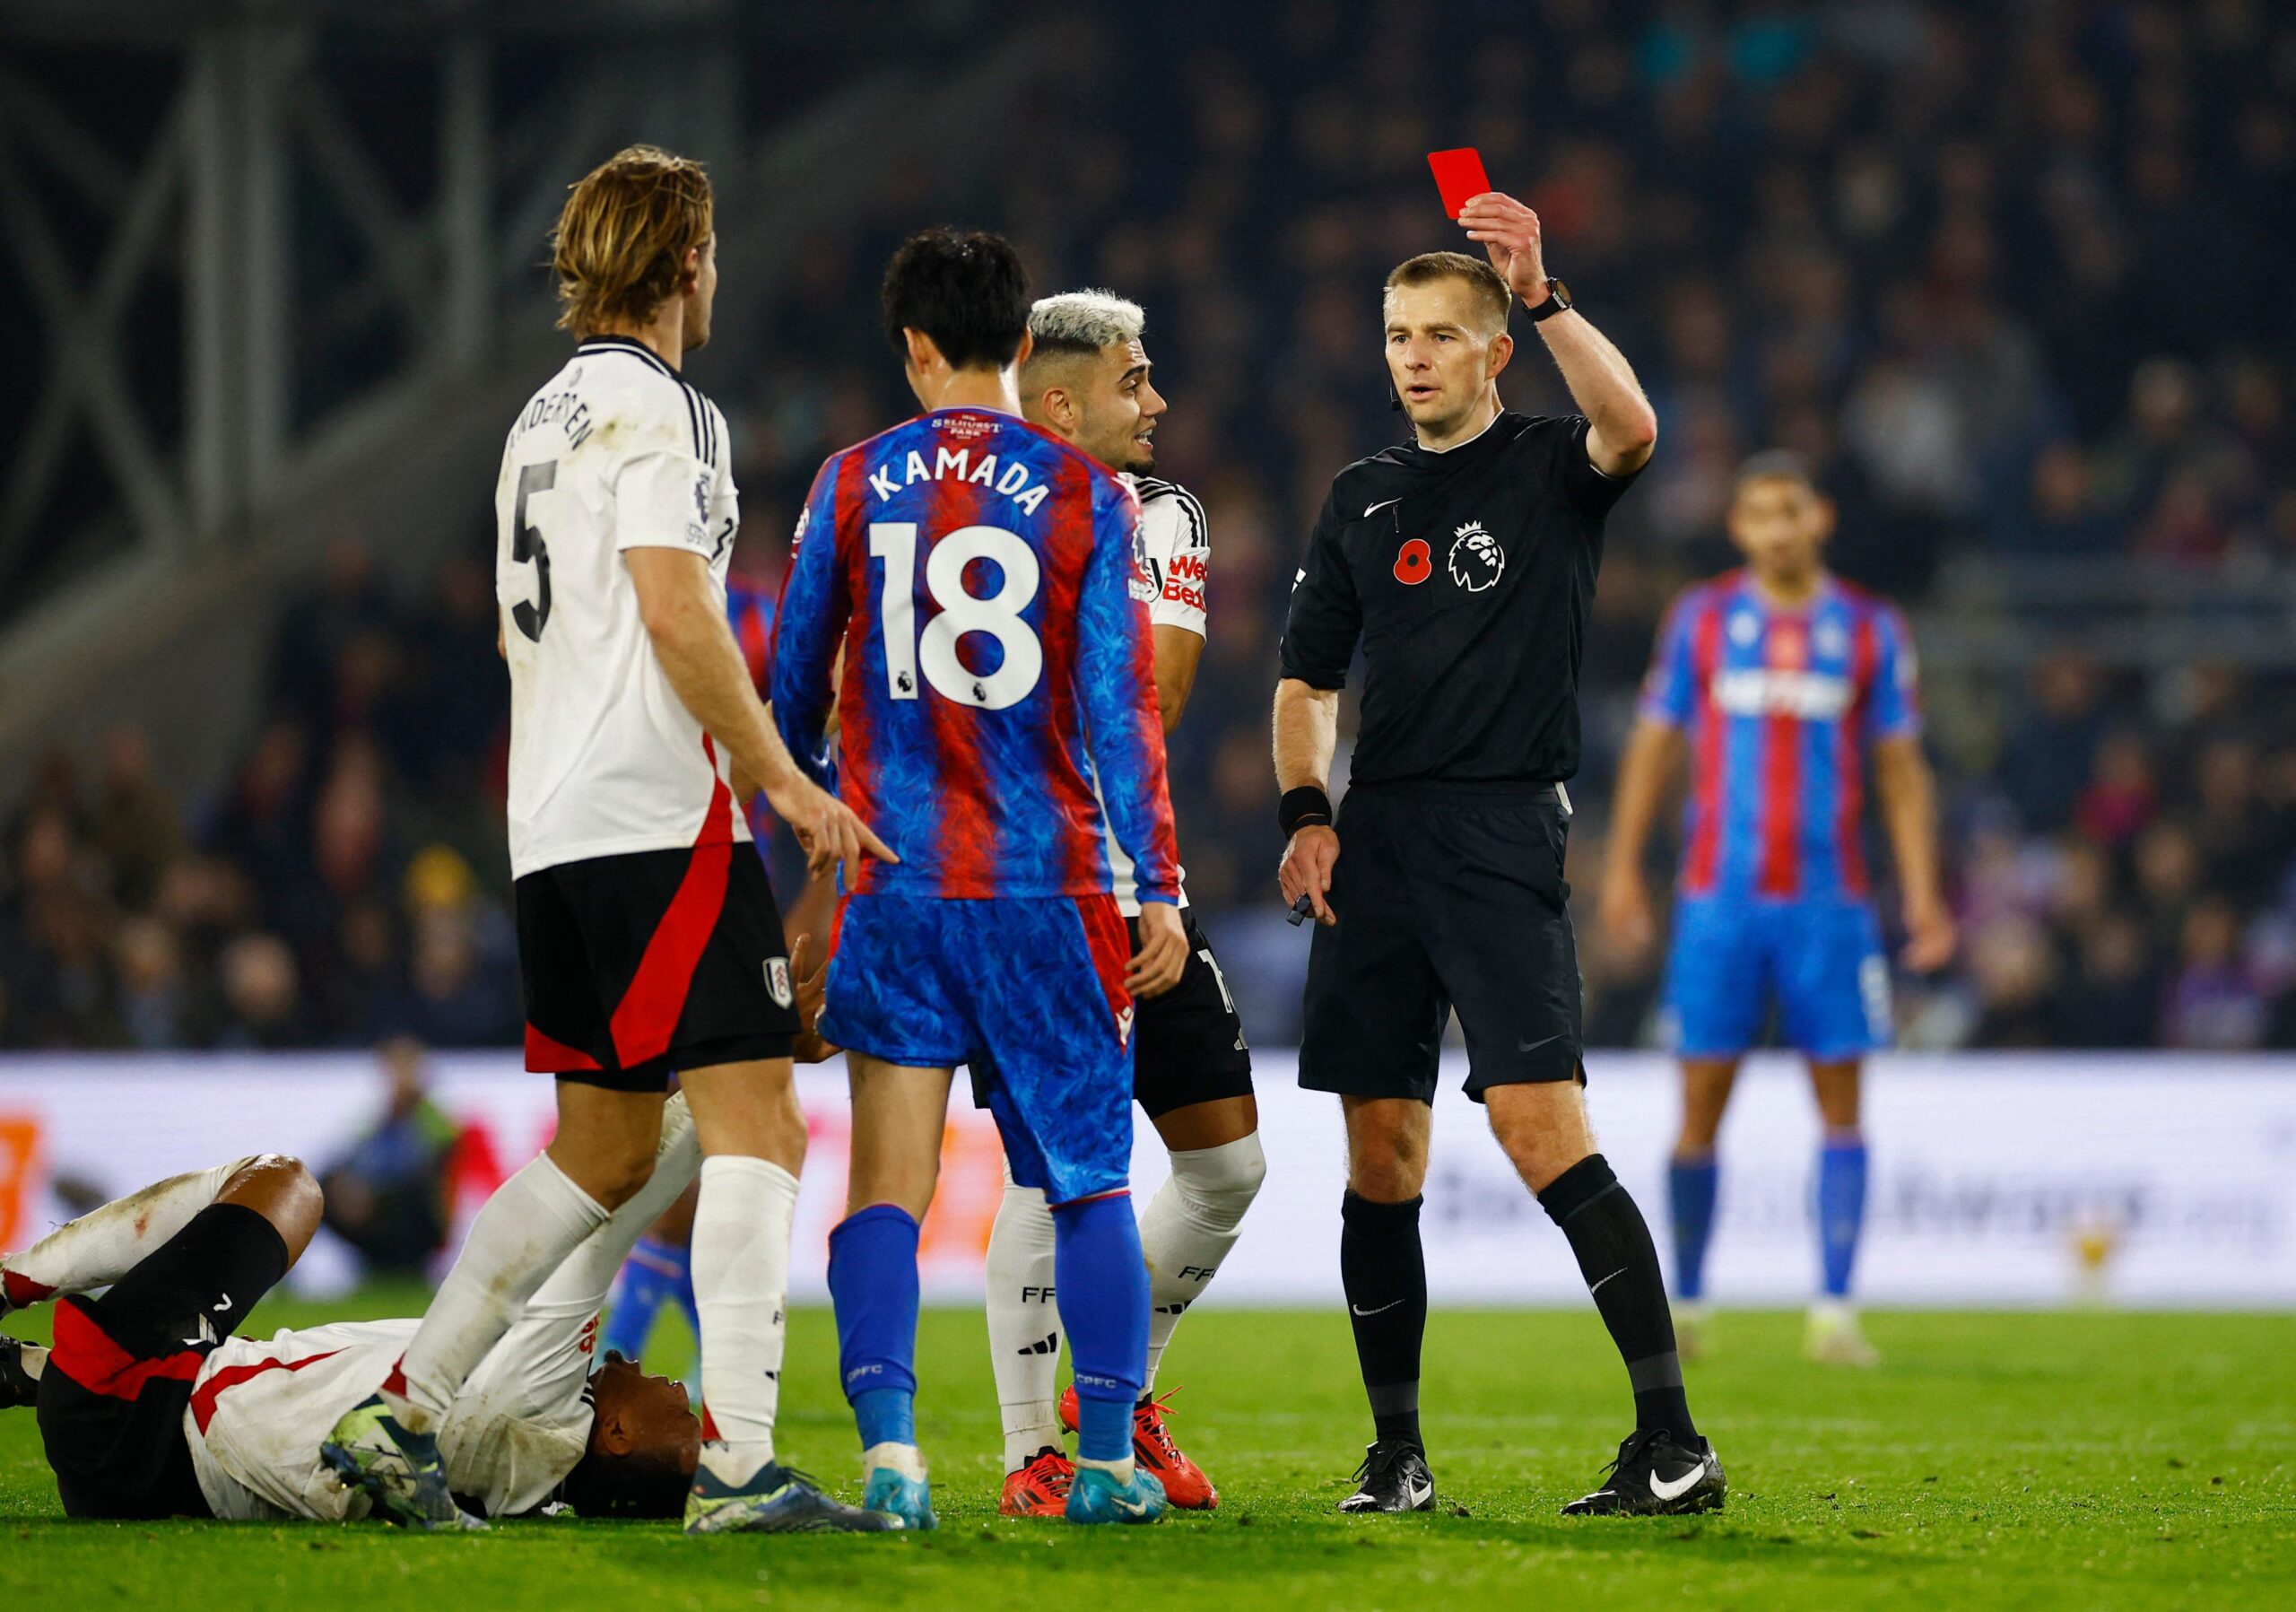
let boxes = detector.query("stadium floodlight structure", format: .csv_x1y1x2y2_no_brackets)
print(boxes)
0,0,1060,790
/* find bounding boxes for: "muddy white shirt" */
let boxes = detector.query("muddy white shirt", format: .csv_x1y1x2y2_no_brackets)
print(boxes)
184,1294,604,1523
1098,475,1205,917
496,335,750,880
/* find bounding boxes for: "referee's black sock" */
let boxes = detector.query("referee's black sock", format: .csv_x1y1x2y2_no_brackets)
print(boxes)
1537,1155,1699,1442
1339,1189,1426,1451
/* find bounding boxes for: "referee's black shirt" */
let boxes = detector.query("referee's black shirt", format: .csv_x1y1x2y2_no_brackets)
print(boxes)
1279,410,1636,788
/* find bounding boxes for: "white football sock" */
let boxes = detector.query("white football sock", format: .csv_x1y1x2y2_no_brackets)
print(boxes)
1140,1132,1265,1389
984,1170,1062,1471
3,1155,252,1309
691,1153,800,1486
387,1151,607,1433
523,1097,700,1325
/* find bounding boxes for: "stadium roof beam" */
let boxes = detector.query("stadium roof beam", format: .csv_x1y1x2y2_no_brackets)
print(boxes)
0,6,1066,793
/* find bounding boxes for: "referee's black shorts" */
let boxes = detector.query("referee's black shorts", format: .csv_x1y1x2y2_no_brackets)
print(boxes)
1299,780,1582,1104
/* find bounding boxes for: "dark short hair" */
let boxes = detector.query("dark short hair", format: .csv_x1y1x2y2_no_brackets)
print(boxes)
558,1441,691,1520
1735,449,1820,492
1384,251,1511,335
881,227,1031,370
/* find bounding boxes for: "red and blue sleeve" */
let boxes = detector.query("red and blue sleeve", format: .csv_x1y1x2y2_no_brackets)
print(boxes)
1639,590,1700,727
1867,603,1922,741
1075,476,1181,905
769,456,851,786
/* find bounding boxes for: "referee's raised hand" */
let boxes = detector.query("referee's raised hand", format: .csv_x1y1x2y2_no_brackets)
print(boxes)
1457,190,1546,302
1279,823,1341,927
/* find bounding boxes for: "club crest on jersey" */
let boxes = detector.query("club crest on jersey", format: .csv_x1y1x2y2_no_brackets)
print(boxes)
1129,523,1159,604
1394,537,1432,585
765,957,794,1009
1448,521,1504,591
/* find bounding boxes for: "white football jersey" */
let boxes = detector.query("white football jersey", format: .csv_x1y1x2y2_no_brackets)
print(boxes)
495,335,751,880
1098,475,1206,916
186,1301,599,1522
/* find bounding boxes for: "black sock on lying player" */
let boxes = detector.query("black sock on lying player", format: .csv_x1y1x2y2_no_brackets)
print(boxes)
1340,1189,1428,1451
1537,1155,1698,1442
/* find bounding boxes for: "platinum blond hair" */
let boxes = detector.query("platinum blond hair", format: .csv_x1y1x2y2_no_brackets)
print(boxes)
1027,289,1146,357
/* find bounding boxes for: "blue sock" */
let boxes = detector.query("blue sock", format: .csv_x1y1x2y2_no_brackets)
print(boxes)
601,1235,690,1362
1816,1133,1868,1299
827,1204,921,1449
1667,1153,1719,1302
1052,1192,1149,1466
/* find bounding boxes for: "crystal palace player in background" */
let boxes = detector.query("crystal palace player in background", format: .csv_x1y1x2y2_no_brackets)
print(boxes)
983,290,1263,1518
1274,191,1724,1517
772,230,1187,1529
1600,452,1954,1367
324,146,893,1535
4,1110,707,1522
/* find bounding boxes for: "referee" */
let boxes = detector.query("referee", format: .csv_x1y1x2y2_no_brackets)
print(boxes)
1273,190,1722,1517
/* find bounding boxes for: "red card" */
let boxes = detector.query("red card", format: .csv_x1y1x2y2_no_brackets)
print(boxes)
1427,148,1492,220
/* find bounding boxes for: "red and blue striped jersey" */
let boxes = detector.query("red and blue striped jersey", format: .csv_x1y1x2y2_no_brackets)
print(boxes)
1640,571,1920,902
770,406,1180,903
728,578,776,693
727,579,777,846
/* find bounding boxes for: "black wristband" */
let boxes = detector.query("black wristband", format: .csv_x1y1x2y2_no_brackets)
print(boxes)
1279,785,1334,839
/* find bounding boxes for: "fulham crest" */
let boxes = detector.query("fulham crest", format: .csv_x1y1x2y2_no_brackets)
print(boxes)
1448,521,1505,592
765,956,794,1009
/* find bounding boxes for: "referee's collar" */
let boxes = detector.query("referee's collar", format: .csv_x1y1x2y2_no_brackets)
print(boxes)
1410,409,1508,457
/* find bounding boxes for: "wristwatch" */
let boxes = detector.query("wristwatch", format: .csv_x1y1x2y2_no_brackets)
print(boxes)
1524,277,1572,321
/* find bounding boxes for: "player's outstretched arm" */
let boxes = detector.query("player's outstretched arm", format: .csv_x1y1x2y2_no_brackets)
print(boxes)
1599,716,1687,965
626,546,892,878
1874,734,1956,972
1273,677,1341,927
1458,191,1657,476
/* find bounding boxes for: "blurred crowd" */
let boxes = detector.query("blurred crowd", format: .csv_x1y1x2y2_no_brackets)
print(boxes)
4,0,2295,1053
0,545,521,1051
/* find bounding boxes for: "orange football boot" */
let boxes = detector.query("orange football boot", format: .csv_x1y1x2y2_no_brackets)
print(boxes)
999,1446,1074,1518
1057,1384,1218,1510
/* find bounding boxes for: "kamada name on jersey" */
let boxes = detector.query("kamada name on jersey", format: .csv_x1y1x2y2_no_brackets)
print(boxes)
866,443,1052,516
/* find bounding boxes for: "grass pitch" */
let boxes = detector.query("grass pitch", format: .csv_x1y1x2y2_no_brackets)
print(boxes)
3,1296,2290,1609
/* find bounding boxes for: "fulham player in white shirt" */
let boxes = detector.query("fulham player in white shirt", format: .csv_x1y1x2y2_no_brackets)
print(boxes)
322,146,894,1535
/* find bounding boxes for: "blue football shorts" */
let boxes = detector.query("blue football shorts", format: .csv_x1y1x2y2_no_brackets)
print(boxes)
820,891,1139,1204
1664,894,1892,1061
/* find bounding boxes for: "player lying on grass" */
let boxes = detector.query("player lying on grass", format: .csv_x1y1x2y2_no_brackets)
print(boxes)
1601,451,1953,1366
977,289,1264,1519
0,1101,721,1523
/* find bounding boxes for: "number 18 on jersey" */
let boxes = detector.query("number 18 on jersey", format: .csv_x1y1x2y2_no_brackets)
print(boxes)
770,407,1180,906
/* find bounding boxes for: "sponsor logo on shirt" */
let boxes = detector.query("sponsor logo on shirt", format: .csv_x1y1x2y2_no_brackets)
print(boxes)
1708,667,1854,719
1161,551,1206,611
